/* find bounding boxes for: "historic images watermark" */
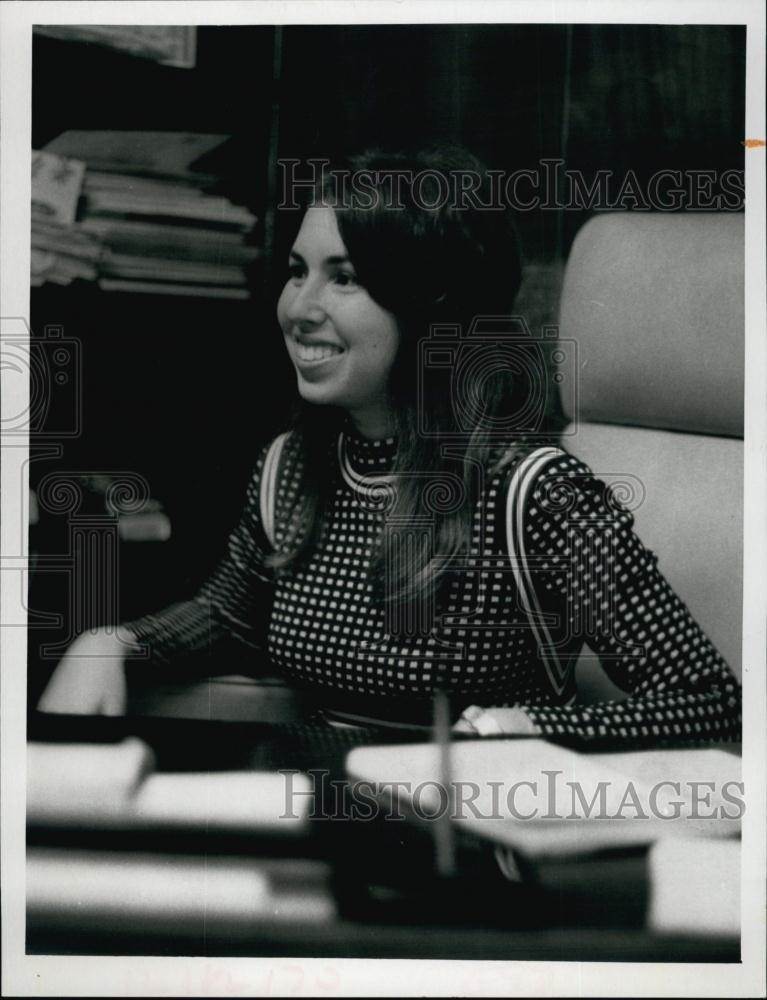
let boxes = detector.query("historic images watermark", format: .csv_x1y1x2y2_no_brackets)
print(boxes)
281,768,746,823
279,158,744,212
2,316,150,658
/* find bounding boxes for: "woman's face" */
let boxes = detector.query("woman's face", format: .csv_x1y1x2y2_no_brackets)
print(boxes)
277,206,400,438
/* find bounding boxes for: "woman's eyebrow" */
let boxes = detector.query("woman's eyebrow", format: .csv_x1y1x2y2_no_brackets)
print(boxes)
288,249,351,265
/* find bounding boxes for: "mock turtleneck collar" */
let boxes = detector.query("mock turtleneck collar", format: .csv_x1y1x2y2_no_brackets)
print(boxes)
342,424,397,474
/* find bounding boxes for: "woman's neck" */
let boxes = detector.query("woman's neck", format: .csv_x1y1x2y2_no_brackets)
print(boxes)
346,403,395,441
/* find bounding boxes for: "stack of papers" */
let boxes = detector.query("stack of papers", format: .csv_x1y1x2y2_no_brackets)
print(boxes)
32,132,260,298
27,739,312,836
27,850,335,936
346,739,742,858
346,738,742,936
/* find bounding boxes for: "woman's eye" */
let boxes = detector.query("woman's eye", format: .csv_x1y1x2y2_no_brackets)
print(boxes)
334,270,359,288
288,262,305,280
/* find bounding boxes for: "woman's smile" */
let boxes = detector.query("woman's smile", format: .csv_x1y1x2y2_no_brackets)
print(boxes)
291,337,345,368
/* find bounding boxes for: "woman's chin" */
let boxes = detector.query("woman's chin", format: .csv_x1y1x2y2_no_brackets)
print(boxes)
295,375,344,409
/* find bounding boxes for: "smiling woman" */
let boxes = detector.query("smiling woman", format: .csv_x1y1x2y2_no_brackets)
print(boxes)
39,147,741,748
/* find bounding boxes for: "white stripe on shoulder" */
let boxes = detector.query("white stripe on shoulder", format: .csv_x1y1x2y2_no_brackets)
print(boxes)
259,431,291,550
505,445,568,696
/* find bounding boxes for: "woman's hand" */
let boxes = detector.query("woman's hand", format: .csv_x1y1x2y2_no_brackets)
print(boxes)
453,705,541,737
37,628,134,716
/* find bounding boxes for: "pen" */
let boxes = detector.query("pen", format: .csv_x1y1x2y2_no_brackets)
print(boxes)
432,688,456,879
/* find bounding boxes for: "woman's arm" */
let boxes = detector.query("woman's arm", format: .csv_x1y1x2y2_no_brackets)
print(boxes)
39,442,278,713
464,454,741,746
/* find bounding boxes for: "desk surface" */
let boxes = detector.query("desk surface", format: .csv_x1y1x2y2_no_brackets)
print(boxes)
28,918,739,962
26,711,741,962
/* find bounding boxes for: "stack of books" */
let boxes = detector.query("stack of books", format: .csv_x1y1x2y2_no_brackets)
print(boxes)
31,149,99,286
32,131,260,299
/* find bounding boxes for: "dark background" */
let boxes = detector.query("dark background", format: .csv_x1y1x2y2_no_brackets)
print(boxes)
28,24,746,699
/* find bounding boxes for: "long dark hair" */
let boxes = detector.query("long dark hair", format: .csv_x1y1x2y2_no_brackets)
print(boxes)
269,147,550,610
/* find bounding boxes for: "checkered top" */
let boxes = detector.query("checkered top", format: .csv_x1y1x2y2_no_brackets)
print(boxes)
125,429,741,745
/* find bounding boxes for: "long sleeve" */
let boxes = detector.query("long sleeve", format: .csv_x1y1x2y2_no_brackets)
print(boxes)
123,444,275,667
517,455,741,746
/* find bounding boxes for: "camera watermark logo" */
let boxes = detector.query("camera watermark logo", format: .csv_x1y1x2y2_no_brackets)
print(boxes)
1,318,82,438
417,315,577,441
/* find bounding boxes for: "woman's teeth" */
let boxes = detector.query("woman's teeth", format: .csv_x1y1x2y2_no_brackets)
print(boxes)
295,343,343,362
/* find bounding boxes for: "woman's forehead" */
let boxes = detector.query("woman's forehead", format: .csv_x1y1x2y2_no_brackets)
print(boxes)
292,205,347,255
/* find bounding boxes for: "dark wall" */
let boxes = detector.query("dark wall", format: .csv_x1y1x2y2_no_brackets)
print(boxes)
278,24,745,258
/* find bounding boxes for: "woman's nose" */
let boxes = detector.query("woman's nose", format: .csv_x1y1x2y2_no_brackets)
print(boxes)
284,277,326,327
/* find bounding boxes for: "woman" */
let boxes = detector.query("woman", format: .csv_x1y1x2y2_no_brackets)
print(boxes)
40,148,741,745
